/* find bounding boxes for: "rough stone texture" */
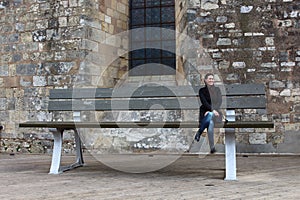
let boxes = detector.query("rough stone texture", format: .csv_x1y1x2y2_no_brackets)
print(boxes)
185,0,300,153
0,0,300,154
0,0,128,154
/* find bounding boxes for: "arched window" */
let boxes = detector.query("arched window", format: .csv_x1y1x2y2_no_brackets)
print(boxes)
129,0,176,76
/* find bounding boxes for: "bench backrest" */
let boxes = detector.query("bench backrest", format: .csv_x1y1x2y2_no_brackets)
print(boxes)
48,84,267,112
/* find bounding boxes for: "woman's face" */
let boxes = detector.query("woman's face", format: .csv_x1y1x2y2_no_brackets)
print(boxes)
205,75,214,86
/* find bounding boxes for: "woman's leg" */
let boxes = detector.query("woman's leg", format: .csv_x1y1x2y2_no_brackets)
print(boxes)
195,112,214,141
207,119,216,153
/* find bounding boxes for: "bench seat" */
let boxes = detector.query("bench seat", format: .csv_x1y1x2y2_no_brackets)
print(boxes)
19,121,274,129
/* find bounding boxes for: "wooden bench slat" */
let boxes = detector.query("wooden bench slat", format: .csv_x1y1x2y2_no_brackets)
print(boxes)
224,84,265,96
50,84,266,99
48,98,196,111
48,96,266,111
226,96,266,109
19,121,274,129
50,88,113,99
50,86,199,99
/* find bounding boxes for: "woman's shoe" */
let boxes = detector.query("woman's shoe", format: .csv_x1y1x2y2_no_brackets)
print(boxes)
210,147,216,154
194,131,201,142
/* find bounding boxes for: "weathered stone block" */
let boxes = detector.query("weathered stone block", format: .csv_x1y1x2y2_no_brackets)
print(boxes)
261,62,277,68
0,65,9,76
240,6,253,14
33,76,47,87
16,64,37,75
280,89,291,97
232,62,246,69
293,114,300,122
4,77,20,88
217,38,231,46
292,88,300,96
269,80,285,89
216,16,227,23
201,0,219,10
226,73,239,81
269,89,279,96
42,62,76,75
265,37,274,47
218,61,230,69
281,62,295,67
249,133,267,144
117,2,127,14
225,23,235,28
277,19,292,27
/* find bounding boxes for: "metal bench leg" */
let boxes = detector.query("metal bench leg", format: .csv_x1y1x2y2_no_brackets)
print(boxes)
74,129,84,165
49,128,63,174
49,128,84,174
225,130,237,180
59,129,85,173
225,109,237,181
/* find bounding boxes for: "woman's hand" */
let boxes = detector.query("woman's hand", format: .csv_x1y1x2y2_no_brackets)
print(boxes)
204,110,219,117
213,110,219,117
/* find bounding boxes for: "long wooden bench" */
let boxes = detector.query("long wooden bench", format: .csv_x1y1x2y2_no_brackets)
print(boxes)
19,83,274,180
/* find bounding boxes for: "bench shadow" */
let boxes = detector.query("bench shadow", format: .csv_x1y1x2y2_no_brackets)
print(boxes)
1,153,226,180
68,154,226,180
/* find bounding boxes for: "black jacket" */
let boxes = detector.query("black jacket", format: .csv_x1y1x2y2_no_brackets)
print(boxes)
199,85,222,122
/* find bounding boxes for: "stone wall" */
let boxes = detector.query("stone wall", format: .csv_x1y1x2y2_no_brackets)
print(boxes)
0,0,129,154
0,0,299,154
185,0,300,152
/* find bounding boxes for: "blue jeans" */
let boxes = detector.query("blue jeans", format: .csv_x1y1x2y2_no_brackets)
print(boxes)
195,112,215,150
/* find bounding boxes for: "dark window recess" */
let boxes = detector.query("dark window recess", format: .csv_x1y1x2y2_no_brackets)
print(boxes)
129,0,176,76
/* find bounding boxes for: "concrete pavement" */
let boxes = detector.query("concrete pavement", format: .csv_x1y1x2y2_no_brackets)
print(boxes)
1,153,300,199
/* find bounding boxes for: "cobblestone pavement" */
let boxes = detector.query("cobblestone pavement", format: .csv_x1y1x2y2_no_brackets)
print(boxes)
1,153,300,200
